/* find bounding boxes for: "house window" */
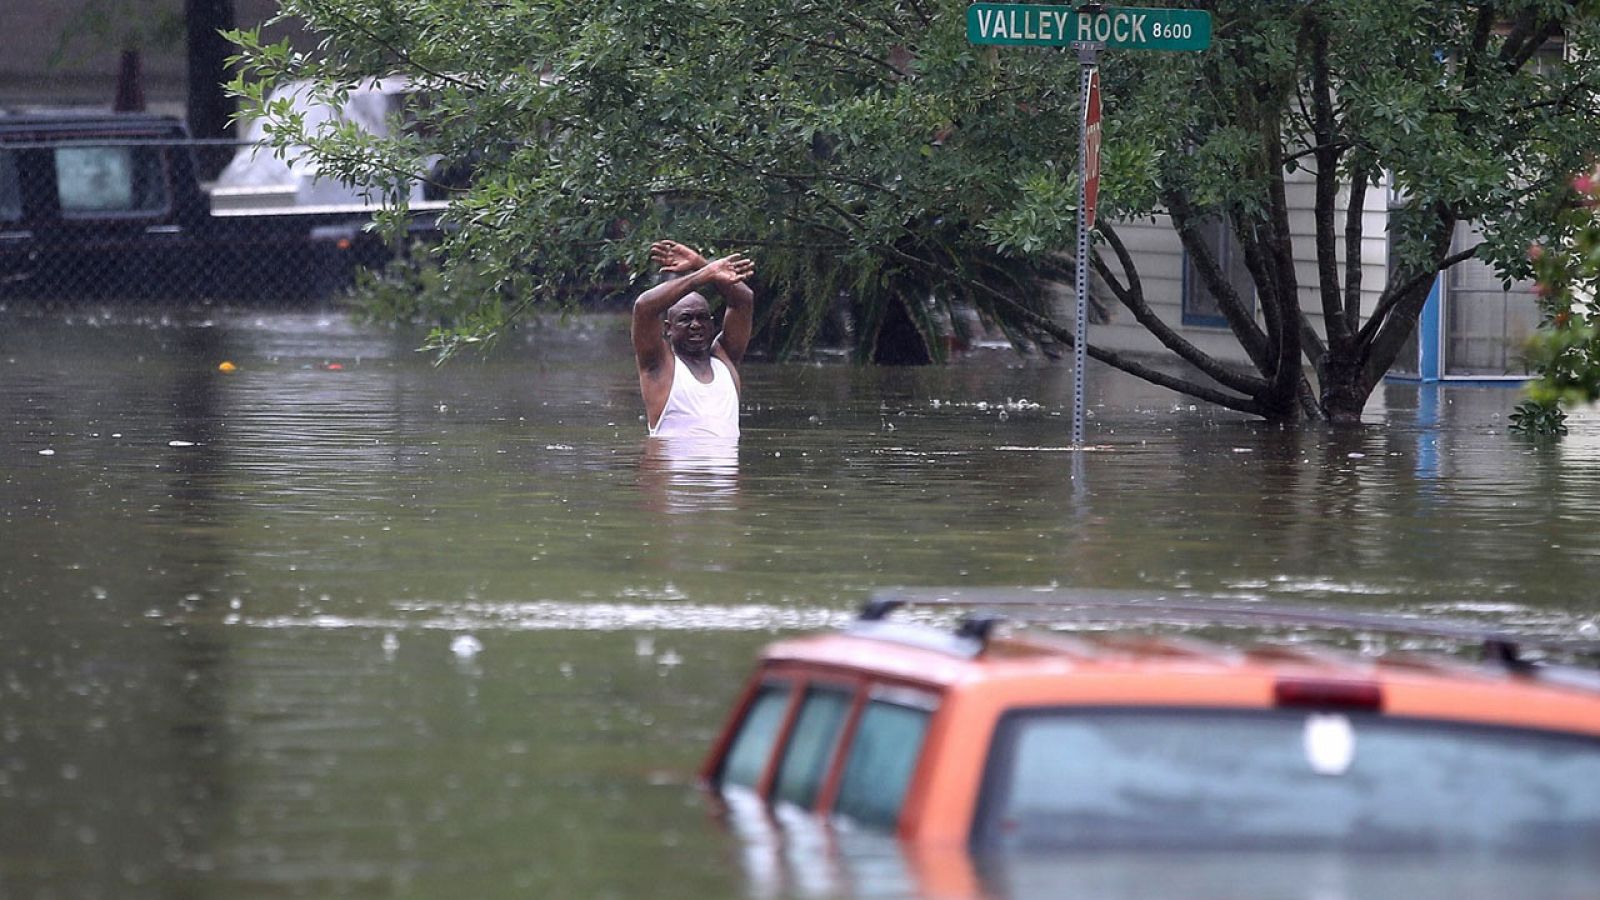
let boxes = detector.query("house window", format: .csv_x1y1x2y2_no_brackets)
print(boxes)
54,145,168,216
1444,225,1538,377
772,687,852,809
831,698,931,829
720,682,792,788
0,150,20,222
1182,218,1254,328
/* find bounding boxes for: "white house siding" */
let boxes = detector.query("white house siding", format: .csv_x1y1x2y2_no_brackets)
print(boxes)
1080,165,1390,374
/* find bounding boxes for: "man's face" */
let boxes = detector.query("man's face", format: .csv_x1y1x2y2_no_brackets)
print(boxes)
664,294,715,355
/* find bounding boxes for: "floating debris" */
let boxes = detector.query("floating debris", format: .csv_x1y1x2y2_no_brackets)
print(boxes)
450,634,483,658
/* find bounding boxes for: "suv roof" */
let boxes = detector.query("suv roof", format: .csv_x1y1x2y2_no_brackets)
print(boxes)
764,590,1600,724
0,110,190,141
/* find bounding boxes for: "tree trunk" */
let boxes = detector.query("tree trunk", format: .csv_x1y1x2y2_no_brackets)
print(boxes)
113,50,145,112
1319,352,1368,425
186,0,237,179
870,296,933,365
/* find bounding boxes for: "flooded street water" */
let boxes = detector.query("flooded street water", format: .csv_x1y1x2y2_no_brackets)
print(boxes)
5,305,1600,898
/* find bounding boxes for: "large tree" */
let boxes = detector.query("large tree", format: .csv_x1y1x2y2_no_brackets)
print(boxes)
229,0,1600,422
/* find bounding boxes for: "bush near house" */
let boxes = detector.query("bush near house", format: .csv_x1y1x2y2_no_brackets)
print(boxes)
1515,168,1600,436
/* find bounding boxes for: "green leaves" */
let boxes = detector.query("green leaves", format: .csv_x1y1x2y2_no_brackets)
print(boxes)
227,0,1600,406
1518,169,1600,432
982,168,1077,257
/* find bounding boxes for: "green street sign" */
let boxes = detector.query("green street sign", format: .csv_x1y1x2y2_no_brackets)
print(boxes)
966,4,1212,52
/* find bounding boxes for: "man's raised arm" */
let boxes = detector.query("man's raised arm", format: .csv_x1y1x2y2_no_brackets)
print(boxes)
712,267,755,367
632,246,754,374
635,241,753,369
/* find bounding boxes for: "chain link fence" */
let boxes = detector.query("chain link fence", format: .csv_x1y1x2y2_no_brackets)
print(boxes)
0,124,443,305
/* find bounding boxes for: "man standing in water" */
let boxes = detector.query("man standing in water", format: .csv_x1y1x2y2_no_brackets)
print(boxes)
633,240,755,437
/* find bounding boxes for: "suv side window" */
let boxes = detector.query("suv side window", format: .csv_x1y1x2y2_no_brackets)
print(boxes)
721,683,792,788
832,699,931,829
0,150,20,222
773,687,852,809
55,145,168,216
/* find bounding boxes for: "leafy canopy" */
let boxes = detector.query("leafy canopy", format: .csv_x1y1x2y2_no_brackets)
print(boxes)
229,1,1600,418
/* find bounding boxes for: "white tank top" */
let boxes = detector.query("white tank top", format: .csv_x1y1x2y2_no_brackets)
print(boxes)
650,355,740,437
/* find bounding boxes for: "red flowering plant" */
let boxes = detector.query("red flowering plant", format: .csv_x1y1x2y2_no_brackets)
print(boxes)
1513,166,1600,436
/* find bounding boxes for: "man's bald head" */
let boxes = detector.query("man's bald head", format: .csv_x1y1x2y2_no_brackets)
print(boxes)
663,292,717,358
665,291,713,318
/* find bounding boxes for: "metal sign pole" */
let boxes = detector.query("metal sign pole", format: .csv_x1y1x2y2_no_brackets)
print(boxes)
1072,41,1100,447
965,3,1211,451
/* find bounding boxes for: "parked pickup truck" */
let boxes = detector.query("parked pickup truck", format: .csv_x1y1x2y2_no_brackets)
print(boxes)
0,110,446,301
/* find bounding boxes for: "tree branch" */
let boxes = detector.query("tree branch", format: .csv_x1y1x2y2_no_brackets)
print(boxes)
1342,162,1375,339
1262,127,1309,411
313,6,485,92
1357,242,1477,347
1164,190,1273,369
884,241,1266,415
1306,13,1351,349
1500,14,1564,73
1096,223,1268,396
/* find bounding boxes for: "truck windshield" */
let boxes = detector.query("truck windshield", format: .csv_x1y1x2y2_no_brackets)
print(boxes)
975,708,1600,853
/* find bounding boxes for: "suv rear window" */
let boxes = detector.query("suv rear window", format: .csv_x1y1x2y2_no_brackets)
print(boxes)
976,708,1600,853
55,145,168,216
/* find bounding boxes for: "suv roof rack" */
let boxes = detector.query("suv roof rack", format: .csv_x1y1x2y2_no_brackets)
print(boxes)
862,587,1600,681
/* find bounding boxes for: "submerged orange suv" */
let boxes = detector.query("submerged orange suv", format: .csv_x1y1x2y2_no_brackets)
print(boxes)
702,589,1600,855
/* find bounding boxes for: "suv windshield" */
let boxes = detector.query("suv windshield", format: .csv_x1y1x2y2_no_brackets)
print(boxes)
976,708,1600,853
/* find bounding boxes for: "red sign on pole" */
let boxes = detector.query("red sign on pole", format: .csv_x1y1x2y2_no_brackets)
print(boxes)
1083,68,1102,230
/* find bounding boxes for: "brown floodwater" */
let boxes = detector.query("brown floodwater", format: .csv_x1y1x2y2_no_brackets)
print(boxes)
3,305,1599,898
